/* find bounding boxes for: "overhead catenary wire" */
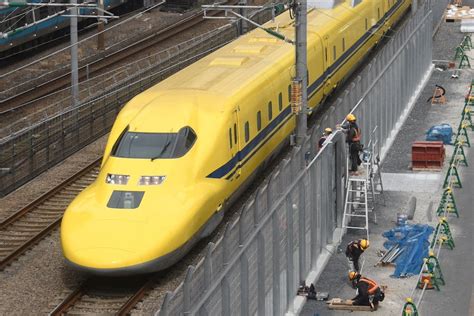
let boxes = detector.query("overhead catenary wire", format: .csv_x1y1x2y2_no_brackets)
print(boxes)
0,24,232,116
0,28,236,140
0,1,165,79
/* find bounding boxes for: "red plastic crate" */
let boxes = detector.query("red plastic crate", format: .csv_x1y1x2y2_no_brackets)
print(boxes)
412,141,445,170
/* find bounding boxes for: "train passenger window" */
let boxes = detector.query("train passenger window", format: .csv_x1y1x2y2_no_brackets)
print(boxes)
112,127,197,159
333,46,336,61
342,38,346,52
229,128,232,148
325,47,328,62
365,18,368,30
268,101,273,120
257,111,262,131
378,8,380,20
279,93,283,111
245,122,250,142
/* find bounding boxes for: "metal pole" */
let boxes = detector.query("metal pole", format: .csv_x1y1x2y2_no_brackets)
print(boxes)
70,0,79,107
239,0,247,35
97,0,105,50
295,0,308,145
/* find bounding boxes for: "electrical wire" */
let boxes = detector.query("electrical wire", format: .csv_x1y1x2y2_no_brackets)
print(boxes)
312,4,395,40
0,26,234,136
0,1,165,79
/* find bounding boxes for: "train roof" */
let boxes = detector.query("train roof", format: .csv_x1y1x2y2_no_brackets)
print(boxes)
138,0,368,111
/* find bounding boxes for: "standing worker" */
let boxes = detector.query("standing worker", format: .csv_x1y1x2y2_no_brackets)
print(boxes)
344,114,362,173
348,272,385,309
345,238,369,272
318,127,333,149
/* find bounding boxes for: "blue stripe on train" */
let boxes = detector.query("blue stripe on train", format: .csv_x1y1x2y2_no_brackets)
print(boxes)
207,106,292,179
206,0,405,179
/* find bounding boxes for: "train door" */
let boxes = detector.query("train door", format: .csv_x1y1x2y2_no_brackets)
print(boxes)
322,35,333,96
229,107,241,181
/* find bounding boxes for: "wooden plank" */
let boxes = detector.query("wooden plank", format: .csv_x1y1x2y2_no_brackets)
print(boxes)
328,303,373,311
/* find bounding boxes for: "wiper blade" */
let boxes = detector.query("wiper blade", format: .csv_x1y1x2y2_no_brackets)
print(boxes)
151,141,171,161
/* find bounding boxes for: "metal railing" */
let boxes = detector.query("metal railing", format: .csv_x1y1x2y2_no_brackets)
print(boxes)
154,3,434,315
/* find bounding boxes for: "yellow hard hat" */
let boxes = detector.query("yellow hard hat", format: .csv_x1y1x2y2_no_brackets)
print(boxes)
346,113,356,122
324,127,333,134
349,271,359,281
359,239,369,250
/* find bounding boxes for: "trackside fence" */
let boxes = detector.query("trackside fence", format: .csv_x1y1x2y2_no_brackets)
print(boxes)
154,4,434,315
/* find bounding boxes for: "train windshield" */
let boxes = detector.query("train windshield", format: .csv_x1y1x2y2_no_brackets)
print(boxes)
112,127,196,159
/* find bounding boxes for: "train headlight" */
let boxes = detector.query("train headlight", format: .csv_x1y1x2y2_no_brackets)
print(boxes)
138,176,166,185
106,173,130,185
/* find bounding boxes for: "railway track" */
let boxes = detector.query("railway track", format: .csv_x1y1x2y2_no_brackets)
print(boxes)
0,158,101,271
50,276,158,315
0,6,228,117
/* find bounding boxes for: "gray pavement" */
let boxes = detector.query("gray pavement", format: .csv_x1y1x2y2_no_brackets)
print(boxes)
300,9,474,316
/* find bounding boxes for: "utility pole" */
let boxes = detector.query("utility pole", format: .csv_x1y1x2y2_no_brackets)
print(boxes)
97,0,105,50
295,0,308,146
238,0,247,35
70,0,80,107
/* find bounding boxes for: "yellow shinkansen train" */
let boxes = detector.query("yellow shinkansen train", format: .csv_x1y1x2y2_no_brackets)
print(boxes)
61,0,410,275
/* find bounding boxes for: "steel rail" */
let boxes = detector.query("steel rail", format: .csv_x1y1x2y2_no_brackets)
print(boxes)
50,283,87,316
50,276,158,315
0,158,101,271
117,277,158,316
0,5,229,116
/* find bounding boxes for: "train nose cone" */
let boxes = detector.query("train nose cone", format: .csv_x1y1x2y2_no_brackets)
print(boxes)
62,218,147,270
68,248,138,269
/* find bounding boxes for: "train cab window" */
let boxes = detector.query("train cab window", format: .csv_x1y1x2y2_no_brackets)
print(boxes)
268,101,273,120
233,123,237,144
257,111,262,131
378,8,380,19
288,85,291,102
333,46,336,61
229,128,233,148
112,127,197,159
365,18,368,30
279,93,283,111
342,38,346,52
245,122,250,142
325,47,328,61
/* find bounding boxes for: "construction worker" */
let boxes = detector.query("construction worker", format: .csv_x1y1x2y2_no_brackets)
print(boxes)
318,127,333,149
348,272,385,309
345,239,369,272
343,114,362,172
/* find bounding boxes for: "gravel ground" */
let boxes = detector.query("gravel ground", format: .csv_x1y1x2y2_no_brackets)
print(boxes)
0,136,106,221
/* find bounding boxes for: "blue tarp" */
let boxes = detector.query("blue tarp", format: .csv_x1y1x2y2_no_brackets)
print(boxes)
426,124,453,144
382,224,434,278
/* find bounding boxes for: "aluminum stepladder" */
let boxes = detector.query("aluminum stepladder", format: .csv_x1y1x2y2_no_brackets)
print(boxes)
342,127,383,240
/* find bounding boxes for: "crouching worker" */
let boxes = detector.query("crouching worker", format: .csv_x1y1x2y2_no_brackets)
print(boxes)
345,238,369,272
348,272,385,310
